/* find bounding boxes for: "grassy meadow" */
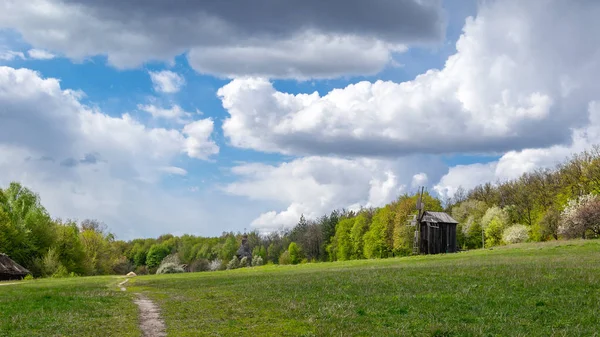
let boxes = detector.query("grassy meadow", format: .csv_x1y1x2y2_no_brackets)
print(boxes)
1,240,600,336
0,277,138,337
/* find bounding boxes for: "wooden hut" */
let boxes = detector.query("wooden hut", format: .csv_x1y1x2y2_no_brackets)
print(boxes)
418,211,459,254
0,253,30,281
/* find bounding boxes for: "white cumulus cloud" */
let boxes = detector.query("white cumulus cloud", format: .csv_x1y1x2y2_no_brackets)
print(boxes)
0,66,224,238
217,0,600,157
148,70,186,93
27,49,55,60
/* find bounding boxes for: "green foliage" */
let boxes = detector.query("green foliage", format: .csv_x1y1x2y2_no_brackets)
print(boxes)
332,218,355,261
51,264,71,278
252,255,264,266
350,213,369,259
288,242,301,265
278,250,291,265
188,259,210,272
227,256,240,270
485,217,506,247
363,207,392,259
5,144,600,279
220,235,238,262
240,256,250,267
146,244,171,269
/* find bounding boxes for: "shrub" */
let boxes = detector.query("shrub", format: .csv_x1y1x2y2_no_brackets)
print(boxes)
156,262,185,274
559,194,600,239
51,264,70,278
240,256,249,268
209,259,223,271
485,217,506,247
42,247,61,277
289,242,301,264
227,256,240,270
146,244,171,269
278,250,291,265
156,253,185,274
189,259,210,272
134,266,148,275
502,224,529,244
160,253,180,266
24,274,34,280
482,207,510,247
112,256,134,275
251,255,264,267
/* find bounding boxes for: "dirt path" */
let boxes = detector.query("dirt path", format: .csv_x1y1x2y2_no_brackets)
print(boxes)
0,282,19,286
119,278,167,337
118,279,129,291
133,294,167,337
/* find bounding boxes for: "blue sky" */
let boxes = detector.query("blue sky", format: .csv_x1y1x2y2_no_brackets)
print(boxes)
1,0,598,239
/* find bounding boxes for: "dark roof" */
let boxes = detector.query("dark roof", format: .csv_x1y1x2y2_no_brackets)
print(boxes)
421,211,458,224
0,253,30,276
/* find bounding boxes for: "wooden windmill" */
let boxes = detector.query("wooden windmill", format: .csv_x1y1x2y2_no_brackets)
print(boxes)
409,186,459,255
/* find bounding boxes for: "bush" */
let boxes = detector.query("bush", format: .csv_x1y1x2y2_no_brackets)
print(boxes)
240,256,249,268
278,250,291,265
251,255,264,266
288,242,301,265
485,217,506,247
24,274,34,280
135,265,148,275
146,244,171,269
227,256,240,270
42,248,61,277
209,259,223,271
559,194,600,239
156,262,185,274
189,259,210,272
156,253,185,274
51,264,70,278
112,256,134,275
502,224,529,244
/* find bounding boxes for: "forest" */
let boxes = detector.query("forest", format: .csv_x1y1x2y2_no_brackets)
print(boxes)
1,146,600,278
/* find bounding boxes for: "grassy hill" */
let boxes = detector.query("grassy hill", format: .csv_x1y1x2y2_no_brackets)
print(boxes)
2,240,599,336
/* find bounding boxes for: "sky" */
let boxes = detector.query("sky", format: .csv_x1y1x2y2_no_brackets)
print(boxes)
1,0,600,240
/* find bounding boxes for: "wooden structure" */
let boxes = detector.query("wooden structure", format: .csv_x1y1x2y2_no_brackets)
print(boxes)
418,211,459,254
235,233,252,261
0,253,30,281
411,187,459,255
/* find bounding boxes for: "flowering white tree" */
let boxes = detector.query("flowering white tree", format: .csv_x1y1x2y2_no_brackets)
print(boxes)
559,194,600,239
502,224,529,244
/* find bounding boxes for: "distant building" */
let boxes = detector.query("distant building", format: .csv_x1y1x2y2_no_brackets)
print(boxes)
0,253,30,281
418,211,459,254
236,234,252,261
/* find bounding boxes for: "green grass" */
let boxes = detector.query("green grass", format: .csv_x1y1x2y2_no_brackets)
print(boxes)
128,240,600,337
0,276,138,337
1,240,599,336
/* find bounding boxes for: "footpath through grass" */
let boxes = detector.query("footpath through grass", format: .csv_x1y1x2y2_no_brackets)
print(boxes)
0,276,138,337
129,240,600,337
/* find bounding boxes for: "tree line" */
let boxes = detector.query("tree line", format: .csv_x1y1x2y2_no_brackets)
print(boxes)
1,147,599,278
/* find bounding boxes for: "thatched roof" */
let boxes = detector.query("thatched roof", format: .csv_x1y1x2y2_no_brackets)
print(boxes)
0,253,30,276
